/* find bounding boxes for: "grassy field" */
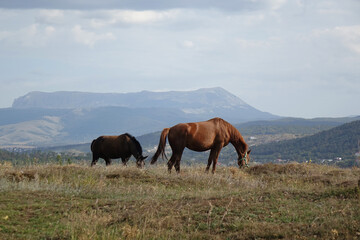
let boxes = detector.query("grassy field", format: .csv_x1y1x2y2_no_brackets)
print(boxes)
0,161,359,240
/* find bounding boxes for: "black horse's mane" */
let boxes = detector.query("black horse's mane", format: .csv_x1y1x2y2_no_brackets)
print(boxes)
124,133,143,155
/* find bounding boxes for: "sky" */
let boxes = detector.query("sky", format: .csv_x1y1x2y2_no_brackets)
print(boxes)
0,0,359,118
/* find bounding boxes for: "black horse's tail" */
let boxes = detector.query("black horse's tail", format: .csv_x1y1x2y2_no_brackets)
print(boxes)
90,139,96,152
151,128,170,164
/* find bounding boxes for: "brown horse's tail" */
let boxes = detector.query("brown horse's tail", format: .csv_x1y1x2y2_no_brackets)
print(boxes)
151,128,170,164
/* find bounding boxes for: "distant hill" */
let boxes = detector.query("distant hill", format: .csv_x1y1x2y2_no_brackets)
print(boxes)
235,117,360,135
1,88,278,147
252,120,360,164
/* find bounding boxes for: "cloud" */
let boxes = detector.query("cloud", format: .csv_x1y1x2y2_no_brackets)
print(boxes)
36,9,64,24
0,0,266,12
236,38,272,49
88,9,180,28
314,25,360,55
71,25,115,47
330,25,360,54
267,0,287,10
0,23,57,47
181,40,195,48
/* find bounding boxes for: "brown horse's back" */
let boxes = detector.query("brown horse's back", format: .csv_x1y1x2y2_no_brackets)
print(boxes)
168,118,230,152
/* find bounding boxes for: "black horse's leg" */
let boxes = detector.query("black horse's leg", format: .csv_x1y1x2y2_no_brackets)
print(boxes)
105,158,112,166
121,157,130,166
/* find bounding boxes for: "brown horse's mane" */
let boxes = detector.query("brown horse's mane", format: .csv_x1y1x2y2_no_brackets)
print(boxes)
219,118,248,155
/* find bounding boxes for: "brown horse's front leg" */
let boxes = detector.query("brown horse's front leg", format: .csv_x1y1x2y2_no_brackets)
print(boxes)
205,157,212,173
207,147,222,174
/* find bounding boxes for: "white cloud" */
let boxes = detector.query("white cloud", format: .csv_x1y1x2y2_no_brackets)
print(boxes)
182,40,195,48
37,9,64,24
314,25,360,54
331,25,360,54
0,23,57,47
72,25,115,47
45,26,56,35
267,0,287,10
88,9,180,28
115,10,178,24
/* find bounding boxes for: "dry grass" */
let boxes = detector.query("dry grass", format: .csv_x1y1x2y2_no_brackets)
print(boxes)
0,161,359,239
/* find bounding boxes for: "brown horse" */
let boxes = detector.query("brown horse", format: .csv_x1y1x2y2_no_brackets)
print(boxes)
150,118,251,173
91,133,147,167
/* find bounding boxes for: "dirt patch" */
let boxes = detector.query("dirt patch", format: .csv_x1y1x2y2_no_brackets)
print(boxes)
5,170,38,182
247,163,309,175
304,175,332,185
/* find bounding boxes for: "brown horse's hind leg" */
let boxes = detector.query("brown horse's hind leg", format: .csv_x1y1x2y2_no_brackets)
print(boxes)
174,156,182,173
167,157,175,173
168,149,184,173
174,148,185,173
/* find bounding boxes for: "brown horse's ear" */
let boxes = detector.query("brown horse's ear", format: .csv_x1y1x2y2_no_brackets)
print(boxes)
247,149,251,154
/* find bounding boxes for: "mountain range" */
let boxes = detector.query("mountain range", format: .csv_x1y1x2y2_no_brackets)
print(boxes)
1,87,277,147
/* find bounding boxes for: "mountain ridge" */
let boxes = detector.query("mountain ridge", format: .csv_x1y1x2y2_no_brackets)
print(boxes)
12,87,251,110
2,87,278,147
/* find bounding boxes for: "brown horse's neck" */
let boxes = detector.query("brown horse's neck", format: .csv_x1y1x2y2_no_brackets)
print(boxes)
228,123,248,157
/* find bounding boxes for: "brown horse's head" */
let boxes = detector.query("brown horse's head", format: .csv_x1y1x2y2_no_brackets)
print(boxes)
136,155,148,168
238,149,251,168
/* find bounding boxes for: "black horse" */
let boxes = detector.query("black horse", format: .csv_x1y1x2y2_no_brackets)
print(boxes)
91,133,147,167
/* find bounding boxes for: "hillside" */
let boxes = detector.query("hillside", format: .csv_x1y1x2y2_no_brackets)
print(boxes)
0,88,277,147
252,120,360,164
235,117,360,135
0,163,359,239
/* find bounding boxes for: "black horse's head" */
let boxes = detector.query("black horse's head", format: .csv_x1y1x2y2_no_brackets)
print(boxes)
136,155,148,168
238,149,251,168
126,133,148,168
